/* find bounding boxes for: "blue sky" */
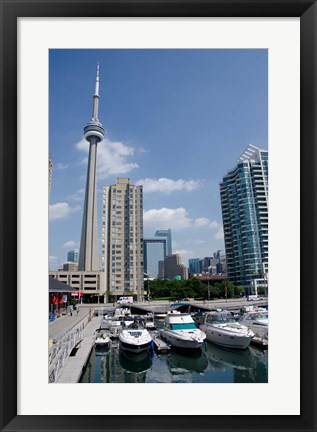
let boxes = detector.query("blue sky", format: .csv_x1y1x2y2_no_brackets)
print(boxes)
49,49,268,270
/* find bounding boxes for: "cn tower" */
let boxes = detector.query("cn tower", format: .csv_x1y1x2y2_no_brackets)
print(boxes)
78,64,104,271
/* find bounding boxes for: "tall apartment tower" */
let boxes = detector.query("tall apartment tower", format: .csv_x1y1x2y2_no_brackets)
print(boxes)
102,178,144,301
78,64,105,271
220,144,268,288
154,228,172,256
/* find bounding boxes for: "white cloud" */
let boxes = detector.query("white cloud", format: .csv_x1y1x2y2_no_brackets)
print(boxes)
137,178,200,194
209,220,221,229
49,202,80,221
174,249,194,263
186,239,206,245
49,256,59,264
143,207,192,231
63,241,80,248
214,226,224,240
67,189,85,202
55,162,69,170
76,137,139,179
144,207,223,234
194,217,210,227
138,147,150,154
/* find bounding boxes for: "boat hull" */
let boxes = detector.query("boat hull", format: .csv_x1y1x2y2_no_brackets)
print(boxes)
201,326,252,349
160,330,205,350
119,340,151,353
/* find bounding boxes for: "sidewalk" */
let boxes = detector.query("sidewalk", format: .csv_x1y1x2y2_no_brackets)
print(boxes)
49,307,90,342
56,316,101,383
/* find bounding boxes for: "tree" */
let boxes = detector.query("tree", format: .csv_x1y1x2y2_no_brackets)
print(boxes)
234,285,246,297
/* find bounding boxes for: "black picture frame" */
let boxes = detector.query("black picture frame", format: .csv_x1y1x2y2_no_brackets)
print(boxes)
0,1,316,431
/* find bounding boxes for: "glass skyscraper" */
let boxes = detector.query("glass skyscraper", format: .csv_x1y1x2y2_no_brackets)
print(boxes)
143,238,167,279
154,228,172,256
188,258,201,275
220,145,268,289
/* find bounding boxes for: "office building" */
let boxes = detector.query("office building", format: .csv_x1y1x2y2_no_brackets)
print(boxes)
154,228,172,256
200,257,213,274
213,249,227,274
63,262,78,272
143,238,167,279
49,270,105,303
102,178,144,301
163,254,188,280
78,64,104,271
220,144,268,289
67,250,79,263
188,258,201,275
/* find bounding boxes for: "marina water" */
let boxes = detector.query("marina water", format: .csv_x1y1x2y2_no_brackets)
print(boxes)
80,319,268,384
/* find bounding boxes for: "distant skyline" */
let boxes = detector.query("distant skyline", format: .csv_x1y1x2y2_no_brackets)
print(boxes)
49,49,268,270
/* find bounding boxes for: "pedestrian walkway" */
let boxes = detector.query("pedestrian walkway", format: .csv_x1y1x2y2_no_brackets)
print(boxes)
56,316,101,383
49,308,90,342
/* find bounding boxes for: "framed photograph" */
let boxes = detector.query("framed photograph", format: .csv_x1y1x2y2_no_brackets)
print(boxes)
0,1,316,431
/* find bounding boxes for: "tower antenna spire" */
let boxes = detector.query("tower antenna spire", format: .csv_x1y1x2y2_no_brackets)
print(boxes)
92,62,100,120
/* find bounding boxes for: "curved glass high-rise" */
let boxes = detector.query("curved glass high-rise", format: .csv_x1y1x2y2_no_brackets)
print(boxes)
220,145,268,288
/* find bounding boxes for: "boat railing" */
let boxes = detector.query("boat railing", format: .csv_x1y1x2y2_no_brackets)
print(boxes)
48,325,84,383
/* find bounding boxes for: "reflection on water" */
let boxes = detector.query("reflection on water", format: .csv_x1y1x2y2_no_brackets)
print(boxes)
168,348,208,374
80,339,268,384
120,349,152,374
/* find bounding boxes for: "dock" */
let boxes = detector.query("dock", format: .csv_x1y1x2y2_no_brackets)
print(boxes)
152,336,170,354
52,316,101,383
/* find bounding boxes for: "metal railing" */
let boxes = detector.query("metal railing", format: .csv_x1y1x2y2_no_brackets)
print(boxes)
48,324,85,383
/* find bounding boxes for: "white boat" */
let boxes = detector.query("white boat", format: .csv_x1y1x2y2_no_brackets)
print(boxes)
238,308,268,346
155,313,167,319
95,332,110,347
200,311,254,349
160,313,206,350
119,318,153,353
155,309,181,320
143,313,156,330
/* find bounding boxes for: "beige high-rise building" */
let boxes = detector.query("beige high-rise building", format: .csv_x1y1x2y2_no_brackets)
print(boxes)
164,254,188,280
102,178,144,301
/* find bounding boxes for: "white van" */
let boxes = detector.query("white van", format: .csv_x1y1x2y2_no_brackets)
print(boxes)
247,295,260,301
117,296,133,304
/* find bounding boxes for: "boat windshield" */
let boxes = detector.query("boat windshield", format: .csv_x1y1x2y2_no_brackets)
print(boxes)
170,323,197,330
207,314,235,324
248,313,267,320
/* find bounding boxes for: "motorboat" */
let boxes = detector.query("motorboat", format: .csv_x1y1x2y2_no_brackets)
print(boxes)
100,311,115,330
155,312,167,319
143,313,156,330
119,318,153,353
114,306,131,317
200,311,254,349
95,331,110,347
238,308,268,346
160,313,206,350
